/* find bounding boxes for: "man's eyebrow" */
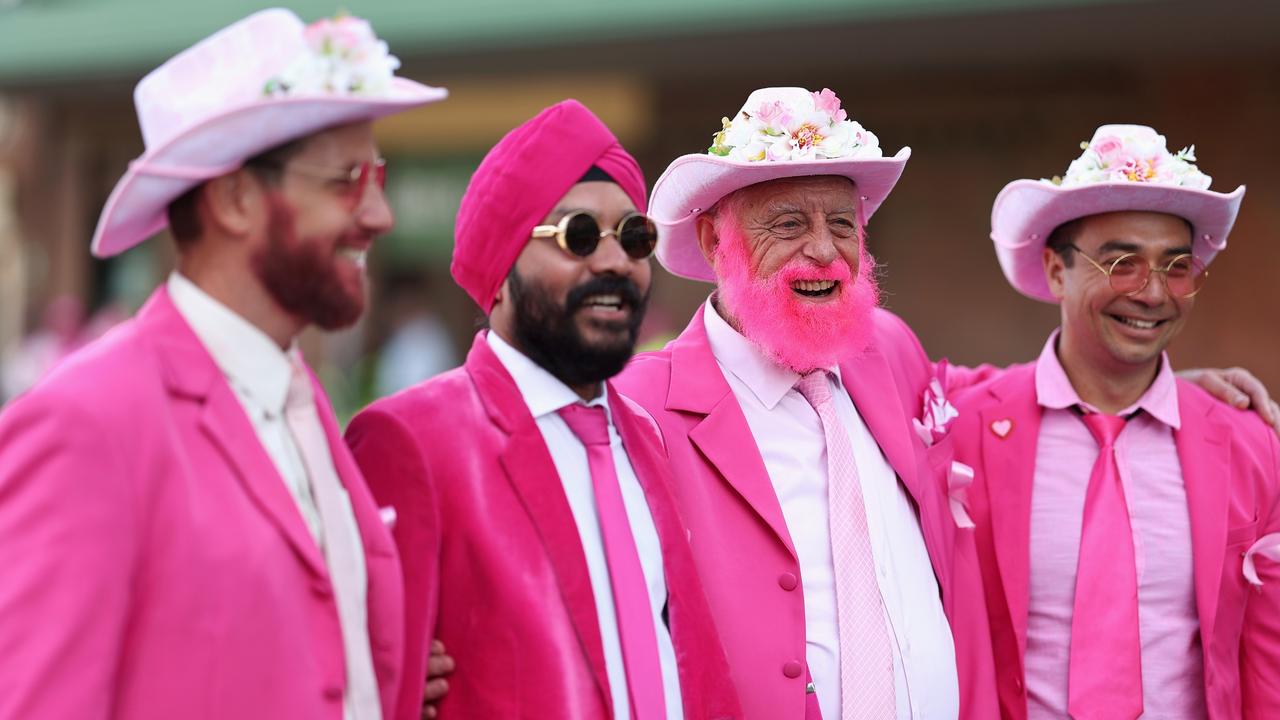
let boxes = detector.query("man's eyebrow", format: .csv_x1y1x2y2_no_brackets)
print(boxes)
1096,239,1193,256
826,206,856,215
1096,240,1142,255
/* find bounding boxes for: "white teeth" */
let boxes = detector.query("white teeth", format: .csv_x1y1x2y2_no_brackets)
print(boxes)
338,247,366,267
584,294,622,308
1117,316,1158,329
792,280,836,293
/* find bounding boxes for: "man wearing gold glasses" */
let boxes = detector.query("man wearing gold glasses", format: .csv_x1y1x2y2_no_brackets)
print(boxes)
949,124,1280,719
345,100,739,720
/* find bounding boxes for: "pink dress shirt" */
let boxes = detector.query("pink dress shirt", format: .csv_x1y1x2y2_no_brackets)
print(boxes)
1026,332,1206,718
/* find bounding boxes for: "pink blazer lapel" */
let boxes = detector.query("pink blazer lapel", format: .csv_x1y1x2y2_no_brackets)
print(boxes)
666,313,798,560
978,366,1041,662
1174,381,1232,649
609,389,740,718
145,290,328,579
467,335,612,713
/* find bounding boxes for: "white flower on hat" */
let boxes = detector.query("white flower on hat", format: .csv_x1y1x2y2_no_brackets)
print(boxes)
1049,125,1211,190
709,88,883,162
264,14,401,98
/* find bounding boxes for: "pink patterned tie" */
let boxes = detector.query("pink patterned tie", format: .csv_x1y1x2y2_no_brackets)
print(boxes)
558,403,667,720
795,371,895,720
1069,412,1142,720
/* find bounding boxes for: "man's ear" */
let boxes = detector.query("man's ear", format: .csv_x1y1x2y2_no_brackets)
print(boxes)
1044,246,1067,300
695,213,720,268
202,169,262,239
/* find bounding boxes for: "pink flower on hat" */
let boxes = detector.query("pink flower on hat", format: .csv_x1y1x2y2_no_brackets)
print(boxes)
266,13,401,97
1051,126,1210,190
709,86,882,163
811,88,849,122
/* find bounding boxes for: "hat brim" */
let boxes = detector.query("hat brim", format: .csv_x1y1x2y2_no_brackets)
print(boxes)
991,180,1245,302
91,77,448,258
650,148,911,282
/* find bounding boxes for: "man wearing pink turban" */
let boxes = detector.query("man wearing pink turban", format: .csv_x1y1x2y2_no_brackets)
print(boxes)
346,100,740,720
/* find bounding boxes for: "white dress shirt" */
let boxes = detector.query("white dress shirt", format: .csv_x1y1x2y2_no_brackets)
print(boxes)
489,332,684,720
168,272,379,720
703,300,959,720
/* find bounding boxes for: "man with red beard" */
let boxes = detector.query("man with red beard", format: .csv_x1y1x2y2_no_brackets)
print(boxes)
345,100,739,720
0,10,446,719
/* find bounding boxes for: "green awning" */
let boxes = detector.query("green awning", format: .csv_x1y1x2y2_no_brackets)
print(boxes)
0,0,1139,84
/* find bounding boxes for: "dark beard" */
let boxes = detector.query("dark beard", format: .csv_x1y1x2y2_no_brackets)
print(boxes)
252,193,364,330
507,269,648,388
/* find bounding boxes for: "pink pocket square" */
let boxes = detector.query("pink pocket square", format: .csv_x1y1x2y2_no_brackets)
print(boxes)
378,505,397,532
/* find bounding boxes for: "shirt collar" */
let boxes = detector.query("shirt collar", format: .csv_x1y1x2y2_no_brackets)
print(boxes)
702,297,844,409
1034,328,1181,428
486,331,611,419
167,272,295,416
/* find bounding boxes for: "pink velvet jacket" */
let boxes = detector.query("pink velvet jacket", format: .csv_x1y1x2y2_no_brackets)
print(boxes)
0,288,404,720
614,308,999,720
345,331,741,720
950,363,1280,719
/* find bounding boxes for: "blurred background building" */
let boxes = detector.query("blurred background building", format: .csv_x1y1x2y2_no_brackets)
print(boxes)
1,0,1277,417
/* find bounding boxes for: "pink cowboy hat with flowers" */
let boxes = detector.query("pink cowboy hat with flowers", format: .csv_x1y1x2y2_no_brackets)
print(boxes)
649,86,911,282
991,123,1245,302
91,8,448,258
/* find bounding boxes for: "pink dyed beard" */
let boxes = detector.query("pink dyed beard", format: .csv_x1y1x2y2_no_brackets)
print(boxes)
713,225,881,374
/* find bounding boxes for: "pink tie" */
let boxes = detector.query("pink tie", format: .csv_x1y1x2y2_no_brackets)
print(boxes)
286,363,382,720
1069,412,1142,720
558,403,667,720
795,372,895,720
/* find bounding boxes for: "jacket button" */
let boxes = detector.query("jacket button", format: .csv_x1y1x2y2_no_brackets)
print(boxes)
778,572,798,591
783,661,803,678
324,684,343,701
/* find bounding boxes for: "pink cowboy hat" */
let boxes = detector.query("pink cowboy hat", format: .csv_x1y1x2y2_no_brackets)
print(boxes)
991,123,1245,302
91,8,448,258
649,86,910,282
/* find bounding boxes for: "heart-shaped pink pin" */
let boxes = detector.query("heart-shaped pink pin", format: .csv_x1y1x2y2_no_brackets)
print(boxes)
991,418,1013,438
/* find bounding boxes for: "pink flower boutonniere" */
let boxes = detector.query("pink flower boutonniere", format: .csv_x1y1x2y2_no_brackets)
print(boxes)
1244,533,1280,588
913,360,975,529
913,359,959,448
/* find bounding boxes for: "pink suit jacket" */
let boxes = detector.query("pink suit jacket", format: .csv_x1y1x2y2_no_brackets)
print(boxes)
0,288,404,720
614,307,999,720
950,363,1280,719
345,331,741,720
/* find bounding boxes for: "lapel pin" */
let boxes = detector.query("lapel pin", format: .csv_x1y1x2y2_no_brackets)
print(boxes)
990,418,1013,439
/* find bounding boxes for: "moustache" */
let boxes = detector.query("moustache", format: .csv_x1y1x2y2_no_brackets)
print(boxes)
565,274,647,313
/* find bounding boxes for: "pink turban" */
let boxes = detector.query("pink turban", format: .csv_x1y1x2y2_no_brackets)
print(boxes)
451,99,648,312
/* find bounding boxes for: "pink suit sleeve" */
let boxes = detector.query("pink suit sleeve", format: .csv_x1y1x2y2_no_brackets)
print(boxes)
0,393,136,720
345,407,442,720
1242,431,1280,718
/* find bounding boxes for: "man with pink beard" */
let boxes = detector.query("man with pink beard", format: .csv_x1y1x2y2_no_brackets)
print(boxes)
616,87,998,720
614,88,1275,720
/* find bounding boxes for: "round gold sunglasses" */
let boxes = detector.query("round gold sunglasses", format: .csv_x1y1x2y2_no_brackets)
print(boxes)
531,211,658,260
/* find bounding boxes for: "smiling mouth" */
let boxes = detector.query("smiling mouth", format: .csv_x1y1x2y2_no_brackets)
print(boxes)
791,280,839,298
1109,313,1166,331
580,293,626,312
